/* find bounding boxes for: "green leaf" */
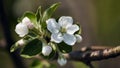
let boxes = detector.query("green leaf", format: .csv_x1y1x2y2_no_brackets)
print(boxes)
21,39,42,58
10,39,26,52
30,60,44,68
35,6,42,22
58,42,72,53
73,62,89,68
30,59,56,68
10,43,19,52
49,64,57,68
23,12,37,26
41,2,60,28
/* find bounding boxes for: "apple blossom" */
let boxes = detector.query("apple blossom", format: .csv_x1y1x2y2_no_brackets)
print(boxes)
46,16,80,45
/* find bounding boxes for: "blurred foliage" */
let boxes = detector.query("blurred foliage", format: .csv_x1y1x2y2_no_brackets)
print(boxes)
0,49,14,68
30,59,57,68
73,62,89,68
94,0,120,46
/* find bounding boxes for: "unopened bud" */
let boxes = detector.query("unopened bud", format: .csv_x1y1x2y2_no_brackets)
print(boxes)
17,39,25,46
42,46,52,56
75,34,82,43
57,58,67,66
22,17,34,29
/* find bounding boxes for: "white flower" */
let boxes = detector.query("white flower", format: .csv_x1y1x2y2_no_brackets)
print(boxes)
57,58,67,66
17,39,25,46
42,45,52,56
46,16,80,45
22,17,34,29
75,34,82,43
15,23,28,37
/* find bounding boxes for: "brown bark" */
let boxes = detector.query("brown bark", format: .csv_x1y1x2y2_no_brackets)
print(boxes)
63,46,120,68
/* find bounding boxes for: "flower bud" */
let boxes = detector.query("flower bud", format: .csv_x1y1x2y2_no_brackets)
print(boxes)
42,46,52,56
17,39,25,46
15,23,28,37
22,17,34,29
75,34,82,43
57,58,67,66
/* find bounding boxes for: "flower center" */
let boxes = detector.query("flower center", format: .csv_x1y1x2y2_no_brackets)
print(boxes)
60,27,66,33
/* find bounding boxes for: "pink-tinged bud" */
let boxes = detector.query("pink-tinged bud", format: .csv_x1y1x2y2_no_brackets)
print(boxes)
17,39,25,46
42,46,52,56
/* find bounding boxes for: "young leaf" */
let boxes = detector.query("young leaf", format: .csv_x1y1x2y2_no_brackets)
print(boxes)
10,39,25,52
41,2,60,28
35,6,42,22
21,39,42,58
58,42,72,53
10,43,19,52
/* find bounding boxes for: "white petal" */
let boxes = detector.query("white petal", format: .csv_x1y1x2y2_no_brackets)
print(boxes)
22,17,34,29
22,17,31,24
15,23,28,37
58,16,73,28
57,58,67,66
51,33,63,43
46,18,60,33
63,34,76,46
42,46,52,56
66,24,79,34
75,34,82,43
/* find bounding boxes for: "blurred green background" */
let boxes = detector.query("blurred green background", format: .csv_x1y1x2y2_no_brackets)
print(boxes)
0,0,120,68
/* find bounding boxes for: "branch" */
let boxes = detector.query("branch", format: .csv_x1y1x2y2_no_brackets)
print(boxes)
34,46,120,68
63,46,120,68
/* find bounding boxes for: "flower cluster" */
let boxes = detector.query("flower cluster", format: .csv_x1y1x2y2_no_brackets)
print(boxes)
11,3,82,66
15,17,34,37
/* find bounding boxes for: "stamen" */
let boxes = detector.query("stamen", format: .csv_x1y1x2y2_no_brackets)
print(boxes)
60,27,66,33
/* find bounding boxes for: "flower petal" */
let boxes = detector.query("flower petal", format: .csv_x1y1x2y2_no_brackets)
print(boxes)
66,24,79,34
58,16,73,28
22,17,34,29
46,18,60,33
22,17,31,24
51,33,63,43
75,34,82,43
15,23,28,37
63,34,76,46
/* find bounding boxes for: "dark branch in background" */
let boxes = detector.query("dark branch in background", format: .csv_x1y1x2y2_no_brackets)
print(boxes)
0,0,26,68
62,46,120,68
34,46,120,68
